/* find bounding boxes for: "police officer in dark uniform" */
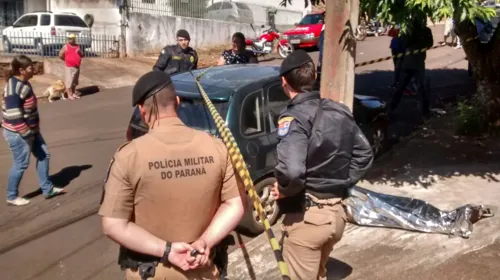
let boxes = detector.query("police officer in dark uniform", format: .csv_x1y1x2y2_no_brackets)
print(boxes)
271,50,374,280
153,29,199,75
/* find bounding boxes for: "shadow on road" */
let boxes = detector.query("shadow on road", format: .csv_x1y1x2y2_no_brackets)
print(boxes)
350,67,500,188
326,257,353,279
355,67,475,147
77,85,101,97
364,107,500,188
355,68,474,101
23,165,93,199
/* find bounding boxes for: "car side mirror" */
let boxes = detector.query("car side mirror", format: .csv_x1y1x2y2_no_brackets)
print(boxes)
294,22,299,26
261,24,265,28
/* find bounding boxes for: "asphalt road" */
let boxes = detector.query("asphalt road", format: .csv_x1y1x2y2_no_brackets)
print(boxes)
0,24,474,280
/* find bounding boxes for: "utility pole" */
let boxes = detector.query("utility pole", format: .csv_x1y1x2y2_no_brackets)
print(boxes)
118,0,128,58
320,0,359,111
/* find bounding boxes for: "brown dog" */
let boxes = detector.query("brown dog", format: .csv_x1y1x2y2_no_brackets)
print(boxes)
40,80,66,103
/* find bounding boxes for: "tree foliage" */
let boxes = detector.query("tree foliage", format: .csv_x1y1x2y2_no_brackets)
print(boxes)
281,0,496,33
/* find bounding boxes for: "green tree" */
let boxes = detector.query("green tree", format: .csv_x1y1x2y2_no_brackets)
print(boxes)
281,0,500,126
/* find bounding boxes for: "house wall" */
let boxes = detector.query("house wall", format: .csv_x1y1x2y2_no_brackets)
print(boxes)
24,0,45,13
211,0,310,32
127,12,264,56
47,0,121,35
0,0,24,27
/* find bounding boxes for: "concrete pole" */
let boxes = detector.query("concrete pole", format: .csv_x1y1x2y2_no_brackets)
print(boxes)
119,3,128,58
320,0,359,111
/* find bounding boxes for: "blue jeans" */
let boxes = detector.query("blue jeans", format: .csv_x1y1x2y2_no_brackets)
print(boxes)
3,129,54,200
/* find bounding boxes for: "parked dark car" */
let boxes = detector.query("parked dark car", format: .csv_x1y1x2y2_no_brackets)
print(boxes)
125,64,388,235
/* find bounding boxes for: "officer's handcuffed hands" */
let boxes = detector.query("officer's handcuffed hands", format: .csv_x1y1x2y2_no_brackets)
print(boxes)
271,182,286,200
189,238,210,269
168,242,197,271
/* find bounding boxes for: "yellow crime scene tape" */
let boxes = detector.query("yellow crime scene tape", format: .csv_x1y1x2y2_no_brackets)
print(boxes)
190,68,291,280
354,36,477,68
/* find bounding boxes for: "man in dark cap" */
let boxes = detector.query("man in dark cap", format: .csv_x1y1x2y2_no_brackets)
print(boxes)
99,71,246,280
270,50,374,280
153,29,199,76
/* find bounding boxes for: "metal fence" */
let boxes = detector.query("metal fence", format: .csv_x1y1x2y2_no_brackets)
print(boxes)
0,31,119,58
128,0,303,27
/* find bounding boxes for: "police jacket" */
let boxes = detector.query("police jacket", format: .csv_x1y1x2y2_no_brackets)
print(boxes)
275,92,374,200
401,25,433,70
153,44,198,75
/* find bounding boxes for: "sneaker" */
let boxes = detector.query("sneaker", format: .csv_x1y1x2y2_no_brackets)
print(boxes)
7,197,30,206
45,187,66,199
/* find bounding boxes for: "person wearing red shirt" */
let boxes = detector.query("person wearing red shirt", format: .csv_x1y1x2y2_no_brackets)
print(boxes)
59,34,83,100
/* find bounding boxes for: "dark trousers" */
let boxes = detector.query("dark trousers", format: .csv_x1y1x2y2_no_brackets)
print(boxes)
389,65,430,116
391,50,404,85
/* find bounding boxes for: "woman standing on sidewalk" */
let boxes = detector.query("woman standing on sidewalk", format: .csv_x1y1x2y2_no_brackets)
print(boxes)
1,55,64,206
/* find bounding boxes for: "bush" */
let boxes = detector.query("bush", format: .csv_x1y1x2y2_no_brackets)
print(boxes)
455,96,484,136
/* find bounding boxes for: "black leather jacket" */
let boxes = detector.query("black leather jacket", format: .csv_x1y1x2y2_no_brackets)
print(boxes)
274,92,374,201
153,44,198,75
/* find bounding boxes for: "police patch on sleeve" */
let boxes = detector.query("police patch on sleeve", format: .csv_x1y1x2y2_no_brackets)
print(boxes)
190,55,195,63
277,117,294,137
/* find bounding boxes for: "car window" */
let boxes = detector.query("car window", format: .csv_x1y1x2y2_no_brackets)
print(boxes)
222,2,233,9
14,15,37,27
177,97,229,136
55,15,88,27
40,14,51,26
298,14,325,25
241,90,265,136
267,85,289,132
235,3,250,10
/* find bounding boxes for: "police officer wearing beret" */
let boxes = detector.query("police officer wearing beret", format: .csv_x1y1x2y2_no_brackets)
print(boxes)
270,50,374,280
99,71,246,280
153,29,199,76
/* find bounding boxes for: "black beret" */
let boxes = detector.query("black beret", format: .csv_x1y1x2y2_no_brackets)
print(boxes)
132,71,172,107
176,29,190,41
280,49,313,76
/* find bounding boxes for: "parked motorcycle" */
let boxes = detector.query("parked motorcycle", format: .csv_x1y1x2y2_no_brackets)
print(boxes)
245,25,292,58
356,19,388,40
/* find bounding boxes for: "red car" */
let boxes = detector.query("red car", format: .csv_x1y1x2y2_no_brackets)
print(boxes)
282,12,325,49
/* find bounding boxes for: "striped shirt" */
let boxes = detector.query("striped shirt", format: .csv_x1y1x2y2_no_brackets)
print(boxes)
1,77,39,138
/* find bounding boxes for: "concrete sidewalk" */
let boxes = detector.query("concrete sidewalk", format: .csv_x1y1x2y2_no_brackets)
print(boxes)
227,112,500,279
228,172,499,279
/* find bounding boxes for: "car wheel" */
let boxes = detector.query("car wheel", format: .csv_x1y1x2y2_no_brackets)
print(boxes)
3,37,12,53
236,177,281,236
371,120,388,157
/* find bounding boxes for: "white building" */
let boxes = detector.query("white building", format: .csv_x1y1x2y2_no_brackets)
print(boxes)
211,0,311,29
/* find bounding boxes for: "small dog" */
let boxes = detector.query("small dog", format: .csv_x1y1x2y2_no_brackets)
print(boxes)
40,80,66,103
